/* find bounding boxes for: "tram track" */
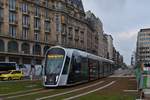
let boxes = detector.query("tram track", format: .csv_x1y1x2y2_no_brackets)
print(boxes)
63,81,116,100
36,81,105,100
3,79,105,100
3,89,53,99
0,88,43,97
3,78,116,100
42,80,115,100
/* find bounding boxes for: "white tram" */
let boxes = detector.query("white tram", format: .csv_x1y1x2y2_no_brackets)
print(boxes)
43,46,114,87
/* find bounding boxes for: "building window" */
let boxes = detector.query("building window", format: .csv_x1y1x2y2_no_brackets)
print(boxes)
44,33,49,43
43,45,50,55
34,32,40,41
21,42,30,54
9,0,16,10
55,2,62,9
45,0,49,8
0,24,2,32
0,8,3,32
0,8,3,18
35,6,40,17
55,15,61,32
8,41,18,53
33,44,41,55
9,25,16,37
22,28,28,40
45,10,49,19
22,15,29,26
68,27,72,34
34,18,40,29
61,24,66,33
35,0,40,4
45,21,50,32
9,12,16,23
22,2,28,13
0,39,4,51
61,36,66,45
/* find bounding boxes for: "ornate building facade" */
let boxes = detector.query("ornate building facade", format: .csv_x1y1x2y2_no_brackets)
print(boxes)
0,0,122,65
0,0,97,65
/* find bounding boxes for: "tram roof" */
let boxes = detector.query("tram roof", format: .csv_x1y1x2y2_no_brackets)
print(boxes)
51,46,114,64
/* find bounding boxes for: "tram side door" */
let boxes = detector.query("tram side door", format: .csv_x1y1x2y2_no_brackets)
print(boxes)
88,59,97,81
88,59,92,81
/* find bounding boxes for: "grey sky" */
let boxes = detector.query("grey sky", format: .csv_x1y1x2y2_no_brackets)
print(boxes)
82,0,150,65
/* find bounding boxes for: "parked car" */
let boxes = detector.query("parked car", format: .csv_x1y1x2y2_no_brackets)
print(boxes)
0,70,23,80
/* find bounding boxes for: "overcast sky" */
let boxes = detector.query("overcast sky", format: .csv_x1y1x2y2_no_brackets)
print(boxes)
82,0,150,65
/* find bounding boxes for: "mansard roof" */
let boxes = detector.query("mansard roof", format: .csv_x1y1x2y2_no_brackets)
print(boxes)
69,0,84,11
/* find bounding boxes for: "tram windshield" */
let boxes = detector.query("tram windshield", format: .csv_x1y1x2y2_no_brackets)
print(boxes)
45,48,65,75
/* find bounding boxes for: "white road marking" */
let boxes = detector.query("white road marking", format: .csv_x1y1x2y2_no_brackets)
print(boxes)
63,81,116,100
36,81,105,100
123,90,138,92
5,89,53,99
0,88,43,97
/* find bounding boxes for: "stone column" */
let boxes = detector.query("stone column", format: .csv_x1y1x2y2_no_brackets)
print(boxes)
4,39,8,52
41,45,44,56
18,41,22,54
30,43,33,55
5,56,9,62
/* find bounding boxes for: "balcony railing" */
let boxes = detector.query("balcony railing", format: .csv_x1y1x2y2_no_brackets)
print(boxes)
9,21,18,26
45,17,51,22
9,6,19,12
23,24,30,28
22,10,30,15
34,27,41,31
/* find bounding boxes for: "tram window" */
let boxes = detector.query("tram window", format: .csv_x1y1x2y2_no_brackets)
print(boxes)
80,57,88,80
68,55,82,83
88,59,99,79
62,56,70,74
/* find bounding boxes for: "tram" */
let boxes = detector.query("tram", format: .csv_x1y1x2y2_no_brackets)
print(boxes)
43,46,114,87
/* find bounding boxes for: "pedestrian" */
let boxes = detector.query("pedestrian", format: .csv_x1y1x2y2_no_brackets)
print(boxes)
30,64,35,80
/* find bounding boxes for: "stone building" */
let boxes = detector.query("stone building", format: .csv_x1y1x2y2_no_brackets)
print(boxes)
0,0,123,65
136,28,150,64
85,11,107,57
0,0,103,65
105,34,114,60
0,0,87,64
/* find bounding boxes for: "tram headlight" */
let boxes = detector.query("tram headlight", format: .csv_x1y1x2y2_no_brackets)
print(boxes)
56,75,59,82
44,76,47,82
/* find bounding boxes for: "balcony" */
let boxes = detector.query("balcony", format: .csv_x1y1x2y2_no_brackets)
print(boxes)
9,21,18,26
9,6,19,12
34,15,41,19
34,27,41,31
22,24,30,29
22,11,30,16
45,29,50,33
45,17,51,22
